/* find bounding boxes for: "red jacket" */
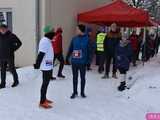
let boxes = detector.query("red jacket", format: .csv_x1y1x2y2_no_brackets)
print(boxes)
129,34,139,52
52,29,63,54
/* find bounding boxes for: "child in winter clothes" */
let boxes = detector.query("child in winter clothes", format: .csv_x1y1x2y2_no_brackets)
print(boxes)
115,33,133,91
34,31,55,109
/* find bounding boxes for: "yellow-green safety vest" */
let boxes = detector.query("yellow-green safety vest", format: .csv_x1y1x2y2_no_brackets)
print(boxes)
96,33,106,52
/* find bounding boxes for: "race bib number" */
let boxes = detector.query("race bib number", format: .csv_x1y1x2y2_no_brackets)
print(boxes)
72,50,82,59
46,60,53,66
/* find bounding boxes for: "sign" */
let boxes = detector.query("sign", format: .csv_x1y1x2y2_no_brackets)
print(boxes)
146,113,160,120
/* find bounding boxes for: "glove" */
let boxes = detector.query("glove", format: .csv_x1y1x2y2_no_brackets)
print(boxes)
33,64,40,69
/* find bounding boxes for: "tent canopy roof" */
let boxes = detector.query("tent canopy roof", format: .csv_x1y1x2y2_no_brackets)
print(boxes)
78,0,153,27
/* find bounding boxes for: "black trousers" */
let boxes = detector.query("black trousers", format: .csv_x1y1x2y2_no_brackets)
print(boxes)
53,53,64,76
96,51,105,72
132,50,137,65
105,55,117,75
72,64,86,94
118,68,127,74
0,58,18,85
96,51,102,65
40,70,52,104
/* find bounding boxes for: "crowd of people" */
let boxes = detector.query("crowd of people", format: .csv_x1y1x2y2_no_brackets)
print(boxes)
0,23,160,109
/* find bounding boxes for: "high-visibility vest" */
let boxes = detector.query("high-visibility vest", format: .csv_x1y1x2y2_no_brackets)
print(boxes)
96,33,106,52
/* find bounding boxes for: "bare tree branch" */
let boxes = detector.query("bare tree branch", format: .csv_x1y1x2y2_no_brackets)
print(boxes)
132,0,136,6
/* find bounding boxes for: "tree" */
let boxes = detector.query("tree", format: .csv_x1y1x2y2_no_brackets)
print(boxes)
126,0,160,21
131,0,144,8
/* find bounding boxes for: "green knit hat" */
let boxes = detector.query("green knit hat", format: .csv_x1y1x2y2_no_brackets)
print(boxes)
43,25,52,33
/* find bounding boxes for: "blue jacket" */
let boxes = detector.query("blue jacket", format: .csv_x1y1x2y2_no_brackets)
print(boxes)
68,34,89,64
115,42,133,71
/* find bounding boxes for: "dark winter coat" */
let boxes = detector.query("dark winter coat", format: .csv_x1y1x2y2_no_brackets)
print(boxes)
88,39,96,63
154,35,160,53
115,41,133,71
0,31,22,60
104,31,121,56
67,34,89,65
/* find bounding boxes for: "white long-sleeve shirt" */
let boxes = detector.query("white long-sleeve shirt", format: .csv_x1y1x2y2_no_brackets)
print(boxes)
38,37,54,71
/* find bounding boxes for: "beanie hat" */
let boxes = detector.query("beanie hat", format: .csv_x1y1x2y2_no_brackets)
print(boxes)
43,25,53,33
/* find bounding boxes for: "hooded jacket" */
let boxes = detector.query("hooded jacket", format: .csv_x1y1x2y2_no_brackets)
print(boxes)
115,40,133,71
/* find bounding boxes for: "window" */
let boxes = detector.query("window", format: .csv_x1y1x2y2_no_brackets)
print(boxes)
0,8,12,31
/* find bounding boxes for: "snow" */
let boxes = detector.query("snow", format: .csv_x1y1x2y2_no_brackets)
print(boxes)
1,56,160,120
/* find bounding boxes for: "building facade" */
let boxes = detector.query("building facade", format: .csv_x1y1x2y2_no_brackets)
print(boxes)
0,0,111,67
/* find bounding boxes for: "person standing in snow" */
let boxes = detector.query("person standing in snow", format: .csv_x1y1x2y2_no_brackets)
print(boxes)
51,27,65,79
129,30,139,66
137,29,143,60
145,33,156,61
96,29,106,73
66,24,89,99
102,23,121,79
155,32,160,55
0,24,22,89
86,27,96,71
34,30,55,109
115,33,133,91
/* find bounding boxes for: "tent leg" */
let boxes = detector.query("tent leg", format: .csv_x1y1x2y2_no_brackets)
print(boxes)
142,27,146,66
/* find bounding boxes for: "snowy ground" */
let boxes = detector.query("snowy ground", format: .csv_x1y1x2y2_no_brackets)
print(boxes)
1,56,160,120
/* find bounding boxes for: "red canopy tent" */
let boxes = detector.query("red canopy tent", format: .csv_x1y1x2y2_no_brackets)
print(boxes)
78,0,153,27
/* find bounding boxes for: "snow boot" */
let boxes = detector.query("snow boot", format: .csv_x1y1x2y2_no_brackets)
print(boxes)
118,74,127,91
39,101,52,109
57,74,65,78
102,74,109,79
118,81,126,91
11,81,19,88
81,93,87,98
45,99,53,104
70,93,78,99
133,63,137,67
0,84,5,89
51,77,56,80
87,67,92,71
112,73,118,79
98,70,103,74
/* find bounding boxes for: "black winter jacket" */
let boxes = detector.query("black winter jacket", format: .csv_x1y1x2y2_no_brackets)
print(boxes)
0,31,22,59
104,31,121,56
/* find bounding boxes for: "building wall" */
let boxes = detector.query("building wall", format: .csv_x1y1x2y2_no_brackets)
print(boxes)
41,0,111,56
0,0,37,67
49,0,110,54
0,0,111,67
